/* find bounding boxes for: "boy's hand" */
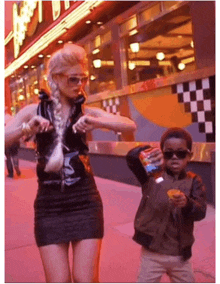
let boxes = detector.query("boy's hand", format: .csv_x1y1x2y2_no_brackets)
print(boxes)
171,192,188,208
146,147,164,167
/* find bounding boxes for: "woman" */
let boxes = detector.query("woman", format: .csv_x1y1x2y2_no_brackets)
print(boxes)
5,43,136,283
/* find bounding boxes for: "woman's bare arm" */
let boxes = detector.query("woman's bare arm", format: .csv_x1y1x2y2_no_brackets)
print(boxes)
5,104,53,147
5,104,38,147
72,106,137,133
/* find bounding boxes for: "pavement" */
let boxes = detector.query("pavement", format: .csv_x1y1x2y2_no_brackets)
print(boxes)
5,159,215,283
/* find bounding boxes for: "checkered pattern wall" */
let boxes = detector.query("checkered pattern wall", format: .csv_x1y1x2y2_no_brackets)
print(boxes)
172,76,215,142
101,76,215,143
102,97,120,115
102,97,122,138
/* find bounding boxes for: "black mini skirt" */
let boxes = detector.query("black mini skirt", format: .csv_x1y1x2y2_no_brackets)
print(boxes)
34,175,104,247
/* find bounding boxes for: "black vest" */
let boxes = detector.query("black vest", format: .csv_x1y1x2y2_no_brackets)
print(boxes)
35,92,90,190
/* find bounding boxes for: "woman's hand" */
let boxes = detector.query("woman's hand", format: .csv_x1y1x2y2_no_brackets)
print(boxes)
72,115,96,133
72,106,137,134
26,115,53,135
84,106,136,133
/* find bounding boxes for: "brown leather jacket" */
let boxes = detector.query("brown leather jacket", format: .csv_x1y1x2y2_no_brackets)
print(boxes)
126,146,207,260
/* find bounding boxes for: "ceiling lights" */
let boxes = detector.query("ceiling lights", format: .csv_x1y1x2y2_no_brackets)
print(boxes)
156,52,165,61
182,56,195,64
129,29,138,36
158,61,171,66
130,42,139,53
18,94,25,101
93,59,102,68
92,48,100,55
178,62,186,70
128,62,136,70
90,75,96,80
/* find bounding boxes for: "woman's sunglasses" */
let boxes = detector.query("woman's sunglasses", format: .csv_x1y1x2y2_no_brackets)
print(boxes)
61,74,88,86
163,150,191,160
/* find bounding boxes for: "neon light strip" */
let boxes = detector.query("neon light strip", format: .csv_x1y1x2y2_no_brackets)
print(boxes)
5,31,14,45
5,0,104,78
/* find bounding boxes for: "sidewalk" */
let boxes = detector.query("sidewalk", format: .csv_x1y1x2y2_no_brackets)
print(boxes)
5,160,215,283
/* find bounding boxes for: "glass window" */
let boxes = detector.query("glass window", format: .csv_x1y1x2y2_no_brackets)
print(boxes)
9,76,27,113
9,78,20,115
93,35,101,48
39,63,48,93
84,42,90,54
27,68,39,104
86,31,117,94
139,3,161,24
120,15,137,35
9,67,41,114
102,30,112,45
126,4,195,85
163,1,180,10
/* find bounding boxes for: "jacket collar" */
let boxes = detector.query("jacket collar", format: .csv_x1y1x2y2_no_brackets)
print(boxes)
165,168,187,180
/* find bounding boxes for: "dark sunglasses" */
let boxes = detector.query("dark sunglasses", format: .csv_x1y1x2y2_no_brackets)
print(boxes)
163,150,191,160
67,76,88,85
61,74,88,85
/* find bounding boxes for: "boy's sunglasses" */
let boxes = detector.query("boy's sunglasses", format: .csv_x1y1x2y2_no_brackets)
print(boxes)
163,150,190,160
61,74,88,86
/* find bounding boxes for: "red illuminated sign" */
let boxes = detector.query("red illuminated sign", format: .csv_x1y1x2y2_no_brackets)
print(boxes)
12,1,81,58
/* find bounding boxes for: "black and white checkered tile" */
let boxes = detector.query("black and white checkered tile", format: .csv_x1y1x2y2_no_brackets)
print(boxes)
172,76,215,142
102,97,122,138
102,97,120,115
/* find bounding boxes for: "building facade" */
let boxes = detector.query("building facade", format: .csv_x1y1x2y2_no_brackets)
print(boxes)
4,1,215,203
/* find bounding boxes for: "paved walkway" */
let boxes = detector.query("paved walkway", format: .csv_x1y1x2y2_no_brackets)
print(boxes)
5,160,215,283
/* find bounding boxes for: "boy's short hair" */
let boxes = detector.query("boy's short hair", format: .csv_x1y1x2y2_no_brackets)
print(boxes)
160,127,193,151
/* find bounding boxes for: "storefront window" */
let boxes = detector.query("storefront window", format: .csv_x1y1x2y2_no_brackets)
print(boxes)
25,68,39,104
163,1,179,10
86,30,117,94
139,3,161,23
9,76,25,114
9,79,19,116
120,15,137,35
9,67,41,114
8,1,195,103
38,63,48,93
123,2,195,85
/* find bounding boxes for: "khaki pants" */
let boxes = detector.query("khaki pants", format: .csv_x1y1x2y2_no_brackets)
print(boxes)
137,247,195,283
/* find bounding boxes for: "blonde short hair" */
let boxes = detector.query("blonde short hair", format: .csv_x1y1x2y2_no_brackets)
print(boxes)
47,43,87,81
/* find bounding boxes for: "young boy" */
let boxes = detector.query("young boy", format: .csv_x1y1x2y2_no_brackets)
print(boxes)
126,127,206,283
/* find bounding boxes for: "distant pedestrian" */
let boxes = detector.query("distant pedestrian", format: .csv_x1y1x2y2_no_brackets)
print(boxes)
126,127,207,283
5,107,21,178
5,43,136,283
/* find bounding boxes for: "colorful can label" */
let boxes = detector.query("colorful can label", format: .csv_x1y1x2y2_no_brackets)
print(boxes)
139,148,162,175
